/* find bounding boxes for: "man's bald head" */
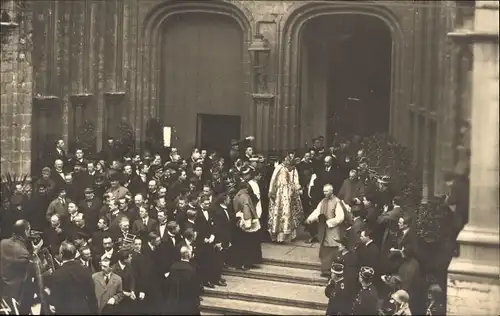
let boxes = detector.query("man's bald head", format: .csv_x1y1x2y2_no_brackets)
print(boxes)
324,156,333,166
12,219,30,237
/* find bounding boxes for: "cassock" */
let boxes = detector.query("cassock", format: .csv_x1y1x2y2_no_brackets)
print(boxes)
165,260,201,315
306,196,346,275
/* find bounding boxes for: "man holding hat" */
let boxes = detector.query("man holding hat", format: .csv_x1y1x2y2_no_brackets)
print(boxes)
325,263,351,316
352,266,380,315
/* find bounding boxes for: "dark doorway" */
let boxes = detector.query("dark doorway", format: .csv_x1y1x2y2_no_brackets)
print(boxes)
197,114,241,154
301,14,392,144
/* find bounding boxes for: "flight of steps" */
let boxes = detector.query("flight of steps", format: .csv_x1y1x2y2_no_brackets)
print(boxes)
200,241,328,315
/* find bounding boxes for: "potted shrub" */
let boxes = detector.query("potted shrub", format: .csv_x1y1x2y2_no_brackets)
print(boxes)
75,120,97,156
115,120,135,157
363,133,422,208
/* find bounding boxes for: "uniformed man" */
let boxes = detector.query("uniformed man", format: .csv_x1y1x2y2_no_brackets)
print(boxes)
324,263,351,316
352,266,380,315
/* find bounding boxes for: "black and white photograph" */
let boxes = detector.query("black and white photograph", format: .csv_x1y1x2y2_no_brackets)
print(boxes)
0,0,498,315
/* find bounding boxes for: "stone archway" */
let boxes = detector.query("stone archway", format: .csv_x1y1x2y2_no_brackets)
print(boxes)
137,1,254,145
276,2,405,151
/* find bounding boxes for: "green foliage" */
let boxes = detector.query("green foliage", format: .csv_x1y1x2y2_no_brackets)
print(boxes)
115,120,135,157
363,133,422,208
416,196,452,242
75,120,97,155
1,173,32,201
145,118,164,154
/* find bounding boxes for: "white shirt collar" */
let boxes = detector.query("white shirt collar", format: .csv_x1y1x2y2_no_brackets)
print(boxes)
118,261,126,270
188,219,195,224
365,240,373,246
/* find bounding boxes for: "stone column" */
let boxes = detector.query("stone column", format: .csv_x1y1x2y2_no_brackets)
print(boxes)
252,94,275,155
447,2,499,315
0,0,33,175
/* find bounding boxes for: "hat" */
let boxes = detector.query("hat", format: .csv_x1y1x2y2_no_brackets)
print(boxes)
109,172,122,182
377,175,391,184
84,187,94,194
391,289,410,304
359,266,375,281
231,139,239,146
74,231,90,241
331,263,344,275
241,166,252,175
359,157,368,164
188,201,198,209
428,284,443,294
42,167,51,173
74,161,85,168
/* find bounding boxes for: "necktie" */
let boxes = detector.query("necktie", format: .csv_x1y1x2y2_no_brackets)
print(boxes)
60,199,65,205
105,275,109,285
143,219,147,226
325,167,329,172
171,237,175,246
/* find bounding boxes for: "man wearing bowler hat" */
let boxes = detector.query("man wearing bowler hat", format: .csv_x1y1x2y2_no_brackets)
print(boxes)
325,263,351,316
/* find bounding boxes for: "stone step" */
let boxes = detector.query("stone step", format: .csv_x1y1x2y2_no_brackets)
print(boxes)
261,242,321,271
201,296,324,315
203,275,328,311
224,264,327,286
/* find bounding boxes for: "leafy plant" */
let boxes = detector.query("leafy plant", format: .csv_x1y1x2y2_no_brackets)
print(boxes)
115,120,135,157
1,173,32,201
145,118,164,154
75,120,97,156
362,133,422,208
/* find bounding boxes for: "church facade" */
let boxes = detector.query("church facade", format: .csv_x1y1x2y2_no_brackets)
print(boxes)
0,1,497,314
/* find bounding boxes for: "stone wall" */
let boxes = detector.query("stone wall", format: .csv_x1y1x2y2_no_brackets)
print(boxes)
447,278,500,316
0,0,463,196
0,1,33,175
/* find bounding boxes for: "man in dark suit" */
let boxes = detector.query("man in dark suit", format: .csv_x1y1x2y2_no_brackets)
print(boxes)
133,232,163,314
50,159,67,192
157,219,181,293
195,197,218,288
165,246,201,315
377,196,404,255
44,214,68,256
78,245,98,275
357,229,380,276
212,192,234,282
47,139,68,171
46,241,98,315
131,206,158,240
346,204,367,250
391,214,419,267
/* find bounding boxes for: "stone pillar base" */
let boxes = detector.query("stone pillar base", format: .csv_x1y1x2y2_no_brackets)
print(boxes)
447,274,500,315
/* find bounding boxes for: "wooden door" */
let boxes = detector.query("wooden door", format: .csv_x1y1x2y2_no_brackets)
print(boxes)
160,13,245,155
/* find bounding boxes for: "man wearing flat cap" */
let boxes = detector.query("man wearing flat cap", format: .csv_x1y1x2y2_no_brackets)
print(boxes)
325,263,351,316
352,266,380,315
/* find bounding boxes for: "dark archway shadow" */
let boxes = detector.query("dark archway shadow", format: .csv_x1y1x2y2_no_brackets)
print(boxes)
300,14,393,144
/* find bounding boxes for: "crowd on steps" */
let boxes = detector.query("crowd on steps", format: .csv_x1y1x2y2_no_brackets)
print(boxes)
0,134,467,315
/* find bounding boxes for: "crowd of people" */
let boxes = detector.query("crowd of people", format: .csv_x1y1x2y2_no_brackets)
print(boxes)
0,134,465,315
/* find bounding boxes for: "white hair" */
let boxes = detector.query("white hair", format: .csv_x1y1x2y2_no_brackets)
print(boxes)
323,184,334,191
